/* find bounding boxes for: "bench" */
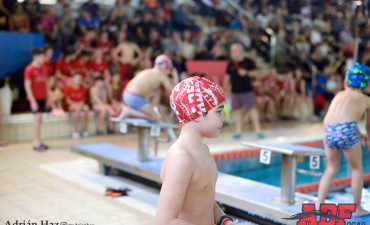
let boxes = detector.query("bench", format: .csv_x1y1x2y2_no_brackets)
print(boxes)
241,141,325,205
110,118,178,161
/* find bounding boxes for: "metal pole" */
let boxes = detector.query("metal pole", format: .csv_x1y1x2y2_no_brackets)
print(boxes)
138,127,150,161
281,155,297,204
353,37,360,63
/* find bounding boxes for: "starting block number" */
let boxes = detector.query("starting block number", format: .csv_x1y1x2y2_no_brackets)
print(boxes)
309,155,320,169
260,149,271,164
120,121,128,134
150,126,161,137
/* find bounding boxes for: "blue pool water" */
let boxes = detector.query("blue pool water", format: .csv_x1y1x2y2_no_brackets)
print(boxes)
216,145,370,188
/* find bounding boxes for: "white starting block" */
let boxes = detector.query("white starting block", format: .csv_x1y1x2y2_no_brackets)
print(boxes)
110,117,178,161
241,141,325,205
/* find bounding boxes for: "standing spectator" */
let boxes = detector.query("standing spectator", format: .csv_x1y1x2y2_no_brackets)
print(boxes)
8,4,30,32
223,43,264,139
112,33,142,89
0,0,10,30
81,0,99,18
78,8,99,34
24,48,49,151
56,3,76,51
90,76,116,135
64,73,89,138
21,0,40,31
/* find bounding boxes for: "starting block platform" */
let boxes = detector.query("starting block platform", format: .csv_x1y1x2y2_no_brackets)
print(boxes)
71,142,369,224
110,118,177,161
241,142,326,205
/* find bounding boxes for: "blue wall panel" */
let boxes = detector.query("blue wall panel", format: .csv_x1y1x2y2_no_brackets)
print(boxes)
0,31,44,78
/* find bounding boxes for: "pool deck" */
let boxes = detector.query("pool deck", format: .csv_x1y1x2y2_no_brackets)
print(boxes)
1,121,369,224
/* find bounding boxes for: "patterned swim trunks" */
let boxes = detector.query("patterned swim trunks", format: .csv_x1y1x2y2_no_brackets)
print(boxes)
324,121,359,150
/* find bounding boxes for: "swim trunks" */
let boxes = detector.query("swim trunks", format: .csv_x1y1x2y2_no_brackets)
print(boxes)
123,90,149,110
324,121,359,150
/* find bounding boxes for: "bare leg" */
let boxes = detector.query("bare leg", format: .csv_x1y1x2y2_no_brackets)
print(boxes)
248,108,261,133
233,109,243,134
83,105,89,132
342,142,370,217
72,109,81,133
33,113,42,147
96,105,107,132
317,146,340,208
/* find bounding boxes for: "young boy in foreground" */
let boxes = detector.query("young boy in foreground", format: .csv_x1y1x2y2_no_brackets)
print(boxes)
156,76,236,225
317,63,370,217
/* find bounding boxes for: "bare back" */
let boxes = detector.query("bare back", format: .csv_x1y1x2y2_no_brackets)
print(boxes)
158,141,218,225
125,68,172,98
324,88,370,124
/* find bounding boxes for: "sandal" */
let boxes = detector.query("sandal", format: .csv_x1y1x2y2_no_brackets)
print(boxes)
33,144,48,152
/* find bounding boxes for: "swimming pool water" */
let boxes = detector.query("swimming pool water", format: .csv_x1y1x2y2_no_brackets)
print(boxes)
216,146,370,188
327,186,370,211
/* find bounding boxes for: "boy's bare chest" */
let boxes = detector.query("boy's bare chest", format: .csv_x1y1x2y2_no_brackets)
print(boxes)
190,153,218,191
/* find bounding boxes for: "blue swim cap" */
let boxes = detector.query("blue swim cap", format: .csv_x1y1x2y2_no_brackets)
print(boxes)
345,63,370,90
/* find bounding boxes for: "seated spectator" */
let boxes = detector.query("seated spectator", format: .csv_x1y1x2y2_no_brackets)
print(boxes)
89,48,110,83
64,73,89,138
76,28,96,53
8,4,30,32
81,0,99,18
55,46,77,86
21,0,40,31
147,29,163,61
262,67,282,119
254,75,276,122
77,8,99,34
90,76,116,135
280,71,295,120
136,11,153,46
37,7,58,46
293,68,318,122
152,8,172,38
179,29,196,62
47,76,65,116
172,4,189,31
100,8,121,42
162,31,181,71
0,0,10,30
56,3,76,51
107,73,122,122
96,31,115,62
202,17,218,36
73,51,91,83
43,46,55,77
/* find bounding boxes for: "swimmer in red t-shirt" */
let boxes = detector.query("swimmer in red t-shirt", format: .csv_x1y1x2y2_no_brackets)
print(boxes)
24,48,49,151
64,73,90,138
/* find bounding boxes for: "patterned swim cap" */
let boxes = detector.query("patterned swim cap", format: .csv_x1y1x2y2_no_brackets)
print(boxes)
170,76,226,124
345,63,370,90
154,54,173,70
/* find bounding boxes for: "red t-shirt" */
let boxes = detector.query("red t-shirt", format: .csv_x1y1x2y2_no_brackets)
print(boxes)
24,64,48,100
96,40,115,56
73,59,90,77
56,57,75,76
42,61,55,76
64,85,86,102
89,59,108,75
262,76,280,93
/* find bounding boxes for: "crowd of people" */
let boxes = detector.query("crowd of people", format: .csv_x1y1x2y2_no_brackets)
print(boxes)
0,0,369,146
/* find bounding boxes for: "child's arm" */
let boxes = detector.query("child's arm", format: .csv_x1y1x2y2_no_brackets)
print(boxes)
363,109,370,149
155,150,196,225
213,203,236,225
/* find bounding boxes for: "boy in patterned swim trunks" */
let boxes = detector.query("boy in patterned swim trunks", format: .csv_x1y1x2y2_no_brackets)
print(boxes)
317,63,370,217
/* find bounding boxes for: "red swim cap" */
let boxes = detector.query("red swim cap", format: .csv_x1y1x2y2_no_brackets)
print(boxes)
170,76,225,124
154,54,173,70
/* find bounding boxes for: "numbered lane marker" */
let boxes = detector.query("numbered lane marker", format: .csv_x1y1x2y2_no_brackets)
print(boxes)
151,126,161,137
260,149,271,164
309,155,320,169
